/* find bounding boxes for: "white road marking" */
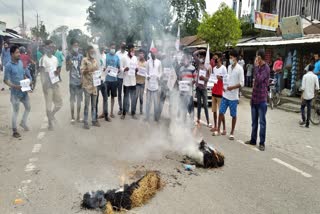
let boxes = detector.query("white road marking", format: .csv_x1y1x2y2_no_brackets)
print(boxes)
32,144,42,153
24,163,36,172
306,145,312,149
37,132,45,140
21,180,32,184
29,157,38,162
40,123,47,130
272,158,312,178
237,140,259,151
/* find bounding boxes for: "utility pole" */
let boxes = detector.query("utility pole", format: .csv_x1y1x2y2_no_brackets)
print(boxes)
21,0,25,36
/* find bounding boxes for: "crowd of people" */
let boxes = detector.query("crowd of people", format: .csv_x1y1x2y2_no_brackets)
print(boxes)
2,37,320,152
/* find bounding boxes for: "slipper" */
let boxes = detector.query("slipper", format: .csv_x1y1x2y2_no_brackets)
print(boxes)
210,128,217,132
221,130,227,136
212,131,220,136
229,135,235,140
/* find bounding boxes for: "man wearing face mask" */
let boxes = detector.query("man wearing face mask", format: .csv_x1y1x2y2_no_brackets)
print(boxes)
121,44,138,120
66,39,83,124
39,40,63,130
216,50,244,140
245,50,270,151
145,48,162,122
195,52,211,127
80,46,101,129
4,45,31,138
116,42,128,115
1,41,11,91
104,42,120,121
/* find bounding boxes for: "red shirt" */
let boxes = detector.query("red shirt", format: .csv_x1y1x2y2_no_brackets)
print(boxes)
20,54,31,69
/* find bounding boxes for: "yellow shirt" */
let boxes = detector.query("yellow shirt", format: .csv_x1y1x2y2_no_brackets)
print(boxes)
80,57,99,95
136,60,147,84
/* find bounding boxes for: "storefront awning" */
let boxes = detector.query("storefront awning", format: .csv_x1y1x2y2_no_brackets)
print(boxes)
237,34,320,47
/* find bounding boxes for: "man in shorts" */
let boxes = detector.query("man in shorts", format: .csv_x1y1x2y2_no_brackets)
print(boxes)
214,50,244,140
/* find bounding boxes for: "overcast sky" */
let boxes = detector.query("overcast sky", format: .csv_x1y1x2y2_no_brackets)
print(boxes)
0,0,234,36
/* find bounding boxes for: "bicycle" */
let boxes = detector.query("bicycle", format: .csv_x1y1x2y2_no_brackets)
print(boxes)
310,93,320,125
268,78,281,109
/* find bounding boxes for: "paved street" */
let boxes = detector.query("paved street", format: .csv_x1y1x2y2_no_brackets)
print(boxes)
1,72,320,214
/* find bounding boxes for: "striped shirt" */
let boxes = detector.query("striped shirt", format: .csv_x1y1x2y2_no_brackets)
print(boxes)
178,64,195,96
252,63,270,104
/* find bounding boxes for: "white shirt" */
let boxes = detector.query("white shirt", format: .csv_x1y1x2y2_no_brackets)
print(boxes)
213,65,227,78
40,55,58,73
301,71,319,100
122,54,137,87
100,53,106,69
223,63,244,101
146,58,162,91
238,59,245,68
116,50,128,79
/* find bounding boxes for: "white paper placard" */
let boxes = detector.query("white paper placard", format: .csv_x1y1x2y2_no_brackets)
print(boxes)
20,79,31,92
49,67,59,84
107,66,118,78
93,70,101,87
179,81,190,92
198,69,206,85
137,67,147,77
209,74,218,84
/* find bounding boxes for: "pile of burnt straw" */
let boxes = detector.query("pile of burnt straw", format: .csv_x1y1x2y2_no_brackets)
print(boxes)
82,171,162,214
187,140,225,168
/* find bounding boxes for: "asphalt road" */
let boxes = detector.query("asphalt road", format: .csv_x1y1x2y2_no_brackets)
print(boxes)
0,71,320,214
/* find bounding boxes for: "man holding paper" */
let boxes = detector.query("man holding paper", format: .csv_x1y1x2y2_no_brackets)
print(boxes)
121,44,138,120
80,46,101,129
39,40,63,131
104,42,120,121
136,49,147,115
4,45,31,138
145,48,162,122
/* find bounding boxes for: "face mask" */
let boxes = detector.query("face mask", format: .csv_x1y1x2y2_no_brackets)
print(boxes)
44,48,52,55
73,47,79,53
110,49,116,55
89,53,96,59
229,59,234,65
199,58,205,64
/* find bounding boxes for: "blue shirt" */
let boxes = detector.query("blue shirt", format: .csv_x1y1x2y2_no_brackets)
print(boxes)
66,53,83,86
1,48,11,67
105,53,120,82
314,60,320,79
4,60,28,98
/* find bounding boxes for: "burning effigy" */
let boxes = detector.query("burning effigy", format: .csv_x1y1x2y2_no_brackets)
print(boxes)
82,171,162,213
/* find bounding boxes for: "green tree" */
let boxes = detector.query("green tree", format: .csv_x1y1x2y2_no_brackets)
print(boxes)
30,23,49,41
197,3,241,51
66,29,89,51
49,26,69,48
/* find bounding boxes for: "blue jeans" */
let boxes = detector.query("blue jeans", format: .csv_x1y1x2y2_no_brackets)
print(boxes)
246,76,252,87
117,78,123,111
146,90,159,121
301,99,312,127
275,73,283,93
123,85,137,115
83,90,97,124
136,84,145,114
11,93,31,131
250,102,267,145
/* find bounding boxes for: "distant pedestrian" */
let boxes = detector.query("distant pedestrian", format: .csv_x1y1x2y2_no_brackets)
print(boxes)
1,41,11,91
136,49,147,115
238,55,245,69
246,60,253,87
245,50,270,151
104,42,120,121
4,45,31,138
121,44,137,120
66,39,83,123
313,53,320,85
273,54,283,93
116,42,128,115
299,64,319,128
19,46,33,81
214,50,244,140
39,40,63,130
211,53,227,133
145,48,162,122
80,46,101,129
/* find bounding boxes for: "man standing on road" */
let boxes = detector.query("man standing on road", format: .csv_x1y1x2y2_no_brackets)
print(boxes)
211,53,227,134
314,53,320,85
39,40,63,130
4,45,31,138
273,54,283,93
245,50,270,151
195,52,211,127
104,42,120,121
215,50,244,140
145,48,162,122
121,44,138,120
136,49,147,115
116,42,128,115
80,46,101,129
299,65,319,128
1,41,11,91
66,39,83,124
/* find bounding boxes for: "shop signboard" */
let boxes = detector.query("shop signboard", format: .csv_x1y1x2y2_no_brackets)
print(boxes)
280,16,304,40
254,11,279,31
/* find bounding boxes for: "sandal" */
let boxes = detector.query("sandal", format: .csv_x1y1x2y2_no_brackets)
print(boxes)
221,130,227,136
229,135,235,140
212,131,220,136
